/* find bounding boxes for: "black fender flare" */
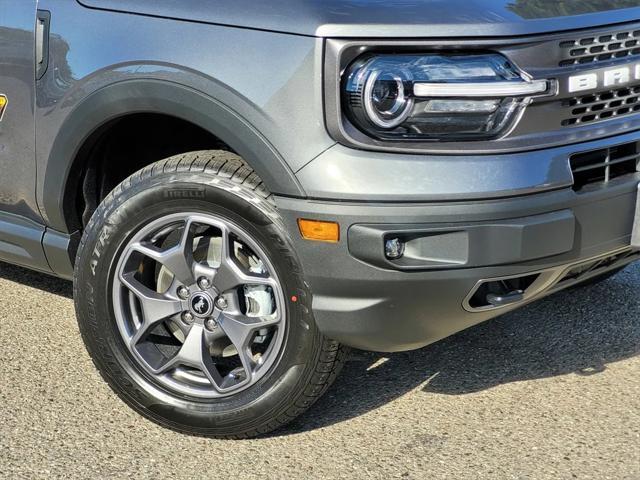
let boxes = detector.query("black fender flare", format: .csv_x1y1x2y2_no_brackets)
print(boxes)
40,78,305,232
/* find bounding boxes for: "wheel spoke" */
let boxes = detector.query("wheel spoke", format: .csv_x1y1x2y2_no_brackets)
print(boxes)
212,227,276,293
218,312,280,379
131,218,197,287
154,324,223,389
120,272,183,345
169,314,192,339
214,262,276,292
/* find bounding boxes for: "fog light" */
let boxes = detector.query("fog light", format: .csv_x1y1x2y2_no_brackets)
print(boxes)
385,238,405,260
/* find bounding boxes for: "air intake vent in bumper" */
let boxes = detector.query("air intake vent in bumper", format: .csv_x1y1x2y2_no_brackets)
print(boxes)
570,141,639,191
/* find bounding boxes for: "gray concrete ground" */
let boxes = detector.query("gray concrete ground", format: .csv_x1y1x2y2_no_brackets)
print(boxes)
0,262,638,479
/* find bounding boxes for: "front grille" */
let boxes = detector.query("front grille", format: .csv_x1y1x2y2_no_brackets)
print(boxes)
570,141,639,191
559,28,640,66
561,84,640,127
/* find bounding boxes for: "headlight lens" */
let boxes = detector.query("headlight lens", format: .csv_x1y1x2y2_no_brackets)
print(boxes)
342,53,552,142
364,70,414,128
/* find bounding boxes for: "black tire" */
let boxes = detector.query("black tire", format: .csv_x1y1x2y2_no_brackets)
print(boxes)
74,150,346,438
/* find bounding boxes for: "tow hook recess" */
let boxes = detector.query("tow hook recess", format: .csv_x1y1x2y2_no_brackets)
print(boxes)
486,290,525,307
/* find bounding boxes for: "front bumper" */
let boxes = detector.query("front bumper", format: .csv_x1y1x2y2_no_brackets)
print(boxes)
275,173,640,352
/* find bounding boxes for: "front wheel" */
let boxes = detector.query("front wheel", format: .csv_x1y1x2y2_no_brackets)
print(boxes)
74,151,346,438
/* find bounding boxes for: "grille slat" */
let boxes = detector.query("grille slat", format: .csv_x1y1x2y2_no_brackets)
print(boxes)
572,153,639,173
559,28,640,66
562,84,640,126
570,141,639,191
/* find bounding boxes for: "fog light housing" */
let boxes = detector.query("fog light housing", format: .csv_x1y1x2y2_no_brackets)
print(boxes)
385,238,405,260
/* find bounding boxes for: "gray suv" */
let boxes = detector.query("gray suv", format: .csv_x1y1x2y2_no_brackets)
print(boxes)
2,0,640,438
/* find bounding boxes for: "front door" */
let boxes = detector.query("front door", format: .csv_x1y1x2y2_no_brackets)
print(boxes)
0,0,39,220
0,1,50,271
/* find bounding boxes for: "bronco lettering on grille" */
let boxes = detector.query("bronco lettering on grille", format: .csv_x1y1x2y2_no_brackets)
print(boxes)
569,64,640,93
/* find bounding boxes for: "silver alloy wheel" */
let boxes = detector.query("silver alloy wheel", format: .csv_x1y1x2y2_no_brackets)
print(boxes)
111,212,286,399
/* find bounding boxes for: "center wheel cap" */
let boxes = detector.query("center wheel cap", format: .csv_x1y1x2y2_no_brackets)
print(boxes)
189,292,215,318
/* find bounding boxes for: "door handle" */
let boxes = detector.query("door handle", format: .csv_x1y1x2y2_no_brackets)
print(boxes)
36,11,51,80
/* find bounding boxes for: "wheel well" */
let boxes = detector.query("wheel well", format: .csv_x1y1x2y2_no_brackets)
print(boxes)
65,113,231,231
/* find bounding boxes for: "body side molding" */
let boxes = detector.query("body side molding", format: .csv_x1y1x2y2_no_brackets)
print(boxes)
0,212,52,274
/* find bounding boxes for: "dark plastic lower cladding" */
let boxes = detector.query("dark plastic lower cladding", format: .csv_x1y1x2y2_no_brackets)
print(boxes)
570,140,639,191
556,249,640,286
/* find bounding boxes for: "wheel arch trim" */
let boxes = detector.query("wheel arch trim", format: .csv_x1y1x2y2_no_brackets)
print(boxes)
38,78,306,233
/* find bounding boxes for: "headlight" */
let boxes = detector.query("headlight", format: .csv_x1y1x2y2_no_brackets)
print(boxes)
342,53,553,142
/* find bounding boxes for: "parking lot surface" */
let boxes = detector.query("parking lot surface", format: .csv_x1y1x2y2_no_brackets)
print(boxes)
1,262,639,479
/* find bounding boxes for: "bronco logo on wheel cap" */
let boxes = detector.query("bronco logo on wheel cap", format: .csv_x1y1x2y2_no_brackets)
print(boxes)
190,293,213,317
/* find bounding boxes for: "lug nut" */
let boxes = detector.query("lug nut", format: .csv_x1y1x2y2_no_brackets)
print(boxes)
181,312,194,324
215,296,228,310
198,277,212,290
177,286,190,300
205,318,218,331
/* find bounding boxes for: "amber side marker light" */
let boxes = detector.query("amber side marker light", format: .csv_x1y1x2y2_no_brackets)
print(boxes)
297,219,340,243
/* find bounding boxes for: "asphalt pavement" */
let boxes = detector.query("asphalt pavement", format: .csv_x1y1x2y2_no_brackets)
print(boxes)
1,262,638,479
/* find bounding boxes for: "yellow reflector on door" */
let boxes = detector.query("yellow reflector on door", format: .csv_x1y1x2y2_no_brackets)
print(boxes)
0,95,6,120
297,219,340,243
